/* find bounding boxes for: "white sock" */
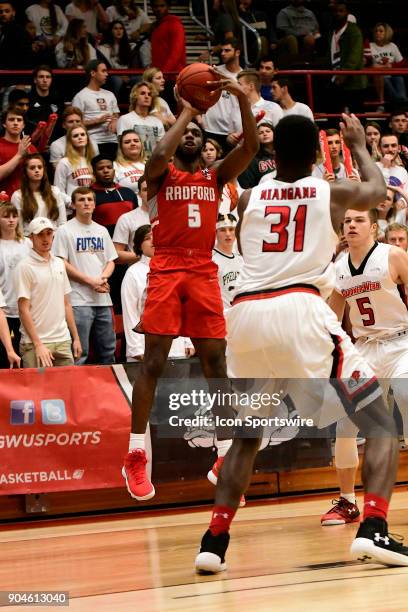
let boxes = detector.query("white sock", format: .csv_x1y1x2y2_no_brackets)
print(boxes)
129,433,145,452
215,439,232,458
341,492,356,504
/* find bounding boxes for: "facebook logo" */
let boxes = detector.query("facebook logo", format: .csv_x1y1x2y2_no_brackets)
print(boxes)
10,400,35,425
41,400,67,425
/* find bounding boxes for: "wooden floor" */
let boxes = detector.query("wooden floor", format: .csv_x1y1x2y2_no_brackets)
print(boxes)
2,490,408,611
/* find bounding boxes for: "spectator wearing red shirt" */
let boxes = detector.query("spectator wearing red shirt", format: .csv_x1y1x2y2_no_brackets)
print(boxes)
0,107,37,196
150,0,186,74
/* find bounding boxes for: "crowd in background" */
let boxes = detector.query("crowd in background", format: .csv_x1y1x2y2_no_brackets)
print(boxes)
0,0,407,369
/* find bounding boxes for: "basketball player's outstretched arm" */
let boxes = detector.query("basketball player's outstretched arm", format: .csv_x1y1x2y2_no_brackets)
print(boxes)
330,114,387,231
213,79,259,186
145,99,200,194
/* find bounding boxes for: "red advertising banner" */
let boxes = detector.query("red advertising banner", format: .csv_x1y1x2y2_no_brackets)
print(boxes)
0,366,130,495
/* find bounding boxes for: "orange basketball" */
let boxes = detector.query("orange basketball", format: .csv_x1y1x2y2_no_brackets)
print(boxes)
176,63,221,112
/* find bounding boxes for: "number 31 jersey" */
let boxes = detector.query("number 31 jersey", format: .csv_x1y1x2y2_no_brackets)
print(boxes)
148,163,220,253
236,176,338,299
335,242,408,339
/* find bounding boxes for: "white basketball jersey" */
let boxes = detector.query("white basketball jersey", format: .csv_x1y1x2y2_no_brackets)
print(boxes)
212,248,244,309
235,176,338,299
335,242,408,339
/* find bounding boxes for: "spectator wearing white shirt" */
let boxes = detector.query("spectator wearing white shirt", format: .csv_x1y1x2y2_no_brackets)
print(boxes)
376,133,408,191
121,224,193,361
0,201,30,368
227,69,283,146
11,154,68,235
53,187,117,365
212,214,243,310
143,67,176,129
55,18,96,69
369,22,407,105
271,76,314,120
113,175,149,264
114,129,146,199
50,105,100,170
25,1,68,47
54,125,95,198
15,217,82,368
0,285,20,368
72,60,120,158
202,40,242,152
117,81,165,159
65,0,108,37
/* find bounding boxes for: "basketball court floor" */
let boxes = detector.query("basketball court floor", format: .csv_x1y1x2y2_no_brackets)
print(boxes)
2,489,408,611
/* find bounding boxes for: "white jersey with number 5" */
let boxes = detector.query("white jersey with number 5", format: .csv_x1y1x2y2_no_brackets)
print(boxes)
335,242,408,339
235,176,338,300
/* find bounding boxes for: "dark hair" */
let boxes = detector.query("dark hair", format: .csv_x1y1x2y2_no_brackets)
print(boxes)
380,132,399,145
272,76,292,94
91,154,114,171
8,89,29,105
258,55,275,67
389,109,408,120
33,65,53,79
20,154,59,223
1,105,25,123
221,37,241,52
100,20,132,67
85,59,106,79
217,212,237,223
133,224,151,255
365,120,382,133
151,0,170,5
274,116,318,166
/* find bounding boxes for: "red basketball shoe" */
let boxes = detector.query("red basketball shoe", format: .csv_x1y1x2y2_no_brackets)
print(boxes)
122,449,155,501
208,456,246,507
321,497,360,525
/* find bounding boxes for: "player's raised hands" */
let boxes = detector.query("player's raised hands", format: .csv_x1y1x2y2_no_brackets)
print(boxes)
173,85,201,116
339,114,366,151
206,67,246,99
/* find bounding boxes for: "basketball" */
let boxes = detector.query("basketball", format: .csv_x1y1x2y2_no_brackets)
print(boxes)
176,63,221,112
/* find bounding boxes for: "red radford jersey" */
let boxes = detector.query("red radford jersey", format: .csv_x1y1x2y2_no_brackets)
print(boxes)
149,163,220,253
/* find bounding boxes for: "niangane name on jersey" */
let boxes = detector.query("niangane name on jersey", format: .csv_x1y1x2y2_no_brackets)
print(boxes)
341,281,381,298
76,236,105,252
260,186,317,201
165,185,217,201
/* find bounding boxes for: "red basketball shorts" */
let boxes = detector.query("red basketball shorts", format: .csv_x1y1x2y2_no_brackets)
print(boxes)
141,250,226,339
